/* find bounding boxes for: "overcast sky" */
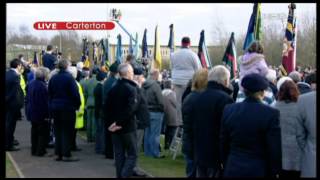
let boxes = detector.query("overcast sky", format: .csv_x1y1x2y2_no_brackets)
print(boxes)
6,3,316,46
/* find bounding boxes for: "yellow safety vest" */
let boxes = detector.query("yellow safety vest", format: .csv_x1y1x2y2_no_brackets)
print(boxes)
75,81,85,129
20,74,26,96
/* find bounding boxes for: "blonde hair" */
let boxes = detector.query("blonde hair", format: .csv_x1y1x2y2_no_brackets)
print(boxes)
191,69,208,92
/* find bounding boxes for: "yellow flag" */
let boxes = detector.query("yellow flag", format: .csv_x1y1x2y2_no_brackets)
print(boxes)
153,25,162,70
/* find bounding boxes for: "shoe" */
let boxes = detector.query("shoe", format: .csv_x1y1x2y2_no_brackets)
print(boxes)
55,156,62,161
6,147,20,151
132,168,147,177
62,156,79,162
13,140,19,146
155,155,165,159
71,147,82,152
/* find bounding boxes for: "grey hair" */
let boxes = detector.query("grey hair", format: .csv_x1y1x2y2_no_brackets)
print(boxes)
118,63,132,77
58,59,71,70
208,65,230,86
288,71,301,83
35,67,50,80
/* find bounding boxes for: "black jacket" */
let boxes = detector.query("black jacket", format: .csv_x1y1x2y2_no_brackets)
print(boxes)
193,81,234,168
142,79,164,112
104,78,139,134
94,82,103,120
6,69,24,110
181,91,201,158
220,97,281,177
136,88,150,129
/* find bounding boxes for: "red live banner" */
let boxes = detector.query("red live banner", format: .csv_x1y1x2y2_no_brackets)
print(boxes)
34,21,115,30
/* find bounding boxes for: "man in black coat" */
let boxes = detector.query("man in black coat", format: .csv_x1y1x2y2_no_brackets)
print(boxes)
193,65,234,177
48,59,81,162
105,63,139,178
6,59,24,151
42,45,58,71
220,73,281,177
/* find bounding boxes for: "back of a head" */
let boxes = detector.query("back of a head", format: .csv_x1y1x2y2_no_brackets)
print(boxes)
163,79,172,89
18,54,24,60
288,71,301,83
58,59,70,70
35,67,50,80
10,58,22,69
247,41,264,54
47,45,53,51
277,76,293,91
192,69,208,92
181,37,191,47
277,80,299,102
118,63,132,78
126,54,135,63
208,65,230,86
150,69,160,81
305,72,316,85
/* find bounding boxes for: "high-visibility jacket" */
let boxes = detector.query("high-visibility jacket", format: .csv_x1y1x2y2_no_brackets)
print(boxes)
20,74,26,96
75,81,85,129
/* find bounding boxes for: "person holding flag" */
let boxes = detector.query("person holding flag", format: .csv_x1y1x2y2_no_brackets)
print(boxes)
282,3,297,74
222,32,237,80
198,30,212,69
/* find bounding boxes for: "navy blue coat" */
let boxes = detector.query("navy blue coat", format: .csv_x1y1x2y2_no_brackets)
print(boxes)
48,70,81,113
25,79,49,123
6,69,24,110
220,97,281,177
193,81,234,168
42,53,58,71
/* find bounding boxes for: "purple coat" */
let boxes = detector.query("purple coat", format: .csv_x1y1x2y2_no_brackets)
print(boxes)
239,52,268,90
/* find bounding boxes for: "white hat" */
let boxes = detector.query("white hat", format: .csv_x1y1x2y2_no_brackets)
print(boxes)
277,76,293,90
266,68,277,82
67,66,78,79
76,62,84,71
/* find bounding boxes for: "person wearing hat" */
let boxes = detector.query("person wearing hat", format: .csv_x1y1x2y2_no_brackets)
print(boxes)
102,61,119,159
220,73,281,178
94,70,108,154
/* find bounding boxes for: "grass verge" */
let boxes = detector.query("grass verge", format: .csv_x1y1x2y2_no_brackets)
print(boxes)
6,153,19,178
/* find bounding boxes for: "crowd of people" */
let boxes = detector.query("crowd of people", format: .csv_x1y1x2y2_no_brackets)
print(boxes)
5,37,316,178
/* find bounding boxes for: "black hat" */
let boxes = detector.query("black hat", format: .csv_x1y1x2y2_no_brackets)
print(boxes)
134,67,143,75
96,70,107,81
241,73,269,93
109,62,119,73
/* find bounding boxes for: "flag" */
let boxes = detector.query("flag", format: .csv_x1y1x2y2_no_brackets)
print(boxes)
153,25,162,70
142,29,148,58
133,32,139,59
198,30,212,69
168,24,175,54
33,51,38,65
243,3,262,51
116,34,123,63
222,32,237,79
282,3,297,74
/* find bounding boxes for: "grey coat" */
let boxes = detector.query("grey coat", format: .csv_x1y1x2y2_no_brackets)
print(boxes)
296,91,316,177
162,89,181,126
274,101,302,171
